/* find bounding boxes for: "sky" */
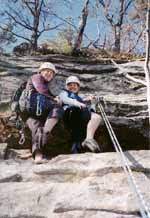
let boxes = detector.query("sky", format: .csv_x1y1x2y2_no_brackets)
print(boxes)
0,0,145,54
0,0,105,52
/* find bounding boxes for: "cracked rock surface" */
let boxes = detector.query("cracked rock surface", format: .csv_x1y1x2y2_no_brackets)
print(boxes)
0,54,149,150
0,146,149,218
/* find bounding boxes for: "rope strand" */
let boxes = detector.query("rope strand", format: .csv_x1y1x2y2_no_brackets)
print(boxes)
97,100,150,218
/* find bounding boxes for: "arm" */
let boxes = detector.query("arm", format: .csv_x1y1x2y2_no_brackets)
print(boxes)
59,90,86,108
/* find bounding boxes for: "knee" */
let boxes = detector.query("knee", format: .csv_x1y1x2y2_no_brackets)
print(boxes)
91,112,101,123
48,117,59,124
43,127,51,138
44,117,59,133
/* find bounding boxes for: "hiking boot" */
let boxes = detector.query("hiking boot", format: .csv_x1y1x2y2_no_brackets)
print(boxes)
71,142,81,154
82,138,100,152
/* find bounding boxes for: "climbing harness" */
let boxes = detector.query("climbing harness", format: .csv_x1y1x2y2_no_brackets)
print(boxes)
9,114,26,145
19,129,25,145
17,117,26,145
96,97,150,218
36,95,44,116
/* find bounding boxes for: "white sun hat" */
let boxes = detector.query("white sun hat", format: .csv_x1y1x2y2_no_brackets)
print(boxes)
66,76,81,86
39,62,57,74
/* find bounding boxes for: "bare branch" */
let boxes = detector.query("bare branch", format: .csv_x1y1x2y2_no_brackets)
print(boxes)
104,49,146,86
98,0,115,26
124,0,134,12
49,11,92,42
4,10,32,30
125,73,146,86
49,12,78,31
117,0,125,27
6,4,33,29
0,25,31,42
23,0,35,16
38,23,64,37
128,27,145,53
39,0,44,14
97,0,105,8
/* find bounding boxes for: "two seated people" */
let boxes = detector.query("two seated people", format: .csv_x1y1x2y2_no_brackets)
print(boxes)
18,62,102,164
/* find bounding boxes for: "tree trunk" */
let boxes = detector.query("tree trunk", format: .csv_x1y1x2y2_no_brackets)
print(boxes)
112,0,125,53
144,0,150,146
114,36,120,52
31,0,40,52
112,27,121,53
98,0,126,53
31,32,38,51
31,30,38,52
72,0,89,55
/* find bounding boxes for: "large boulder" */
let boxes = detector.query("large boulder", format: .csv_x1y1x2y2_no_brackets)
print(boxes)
0,54,149,151
0,54,149,218
0,148,149,218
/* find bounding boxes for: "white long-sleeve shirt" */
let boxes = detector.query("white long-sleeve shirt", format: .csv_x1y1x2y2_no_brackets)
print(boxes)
59,90,81,107
59,90,96,111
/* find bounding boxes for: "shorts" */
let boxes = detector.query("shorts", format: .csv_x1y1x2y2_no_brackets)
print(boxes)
63,106,91,141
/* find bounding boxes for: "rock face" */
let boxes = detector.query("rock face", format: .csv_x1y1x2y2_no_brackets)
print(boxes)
0,54,149,150
0,146,149,218
0,54,149,218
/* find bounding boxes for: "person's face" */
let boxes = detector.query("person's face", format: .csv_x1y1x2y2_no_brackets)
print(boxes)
41,69,55,81
67,82,80,93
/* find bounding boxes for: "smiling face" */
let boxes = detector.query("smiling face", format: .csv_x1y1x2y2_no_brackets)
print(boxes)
67,82,80,93
41,69,55,82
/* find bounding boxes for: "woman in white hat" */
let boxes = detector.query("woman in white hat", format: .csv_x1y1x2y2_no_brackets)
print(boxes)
22,62,63,164
59,75,101,153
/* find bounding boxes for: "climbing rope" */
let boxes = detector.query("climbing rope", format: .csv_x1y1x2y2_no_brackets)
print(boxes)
96,97,150,218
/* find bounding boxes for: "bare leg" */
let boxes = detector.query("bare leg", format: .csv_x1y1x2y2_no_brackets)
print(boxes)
26,118,44,164
26,117,58,163
33,118,58,164
82,112,101,152
86,112,101,139
43,118,59,133
41,117,59,148
26,118,43,154
31,117,58,162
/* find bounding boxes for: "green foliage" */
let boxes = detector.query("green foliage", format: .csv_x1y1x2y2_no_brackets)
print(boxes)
0,23,16,45
58,27,75,46
44,27,75,54
132,0,147,19
55,27,75,53
40,38,73,54
135,0,147,5
56,38,73,53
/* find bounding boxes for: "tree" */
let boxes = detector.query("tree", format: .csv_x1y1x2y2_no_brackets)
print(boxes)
58,26,75,47
134,0,147,19
47,25,75,54
72,0,90,54
0,0,62,52
97,0,134,53
0,22,16,45
144,0,150,139
126,0,147,53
